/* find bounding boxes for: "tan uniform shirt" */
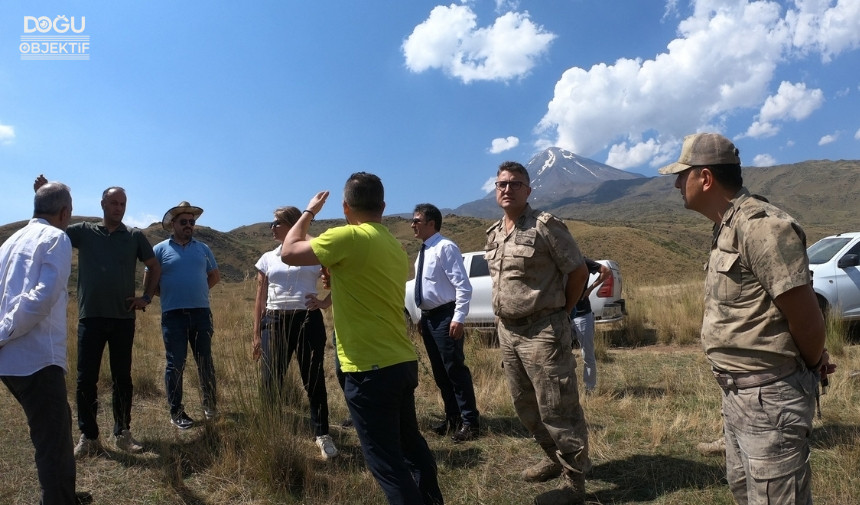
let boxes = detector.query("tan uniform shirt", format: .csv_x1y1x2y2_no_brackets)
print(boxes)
485,205,583,320
703,188,810,373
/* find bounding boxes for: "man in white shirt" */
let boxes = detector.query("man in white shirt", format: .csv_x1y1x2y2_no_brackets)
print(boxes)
411,203,479,442
0,182,91,505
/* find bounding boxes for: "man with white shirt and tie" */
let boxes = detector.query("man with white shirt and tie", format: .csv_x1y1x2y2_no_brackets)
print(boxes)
411,203,479,442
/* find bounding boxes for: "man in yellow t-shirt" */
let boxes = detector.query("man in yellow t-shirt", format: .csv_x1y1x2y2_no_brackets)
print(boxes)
281,172,443,505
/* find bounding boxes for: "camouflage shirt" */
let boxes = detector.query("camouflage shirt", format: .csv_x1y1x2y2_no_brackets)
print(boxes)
703,188,810,373
485,204,583,320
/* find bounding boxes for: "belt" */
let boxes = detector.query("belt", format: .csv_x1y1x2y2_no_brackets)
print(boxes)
712,360,798,390
265,309,308,317
164,308,210,316
420,301,455,317
500,307,564,327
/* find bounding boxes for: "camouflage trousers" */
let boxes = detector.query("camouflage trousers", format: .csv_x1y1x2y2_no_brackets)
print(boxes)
721,367,817,505
498,309,589,465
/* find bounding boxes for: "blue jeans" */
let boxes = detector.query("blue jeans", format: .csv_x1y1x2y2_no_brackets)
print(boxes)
260,309,330,437
76,317,135,438
161,308,216,416
344,361,443,505
572,312,597,392
419,307,479,426
2,365,76,505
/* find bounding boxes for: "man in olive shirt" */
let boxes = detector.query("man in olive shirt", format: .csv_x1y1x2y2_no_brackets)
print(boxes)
485,161,590,505
660,133,835,504
35,176,160,457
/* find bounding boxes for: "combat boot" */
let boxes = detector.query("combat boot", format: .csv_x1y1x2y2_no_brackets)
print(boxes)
533,449,587,505
521,455,563,482
533,471,585,505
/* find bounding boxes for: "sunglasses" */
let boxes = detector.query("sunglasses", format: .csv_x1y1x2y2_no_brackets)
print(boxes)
271,220,284,229
175,218,196,226
411,218,425,224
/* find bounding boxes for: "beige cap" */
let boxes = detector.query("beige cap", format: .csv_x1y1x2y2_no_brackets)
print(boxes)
162,201,203,231
658,133,740,175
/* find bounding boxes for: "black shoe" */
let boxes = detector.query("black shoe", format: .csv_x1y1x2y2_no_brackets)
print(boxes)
431,418,459,436
75,491,93,505
170,411,195,430
451,424,479,443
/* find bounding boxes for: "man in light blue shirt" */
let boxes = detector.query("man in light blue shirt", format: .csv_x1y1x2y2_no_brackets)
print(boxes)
0,182,91,505
147,201,220,430
411,203,479,442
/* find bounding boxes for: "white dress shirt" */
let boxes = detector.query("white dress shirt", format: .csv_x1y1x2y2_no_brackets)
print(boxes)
0,218,72,376
414,233,472,324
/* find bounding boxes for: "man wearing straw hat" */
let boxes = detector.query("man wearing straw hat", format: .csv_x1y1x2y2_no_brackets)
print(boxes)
147,201,220,430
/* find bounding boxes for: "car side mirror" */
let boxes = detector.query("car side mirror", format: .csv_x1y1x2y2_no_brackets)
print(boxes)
837,253,859,269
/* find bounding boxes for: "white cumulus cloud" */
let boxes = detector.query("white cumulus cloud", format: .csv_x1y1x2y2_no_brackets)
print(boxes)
481,176,497,194
489,136,519,153
752,153,777,167
0,123,15,145
535,0,860,169
741,81,824,138
818,133,838,145
402,5,556,83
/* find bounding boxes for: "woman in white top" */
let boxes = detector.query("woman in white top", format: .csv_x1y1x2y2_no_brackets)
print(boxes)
252,206,337,460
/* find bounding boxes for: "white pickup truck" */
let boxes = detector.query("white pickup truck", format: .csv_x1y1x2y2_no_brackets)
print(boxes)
405,251,625,326
808,232,860,321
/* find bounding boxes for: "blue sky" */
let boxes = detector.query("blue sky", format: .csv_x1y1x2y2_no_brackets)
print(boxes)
1,1,858,231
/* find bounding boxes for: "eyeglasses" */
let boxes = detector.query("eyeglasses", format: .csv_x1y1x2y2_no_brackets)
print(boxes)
176,218,195,226
494,181,526,191
411,218,425,224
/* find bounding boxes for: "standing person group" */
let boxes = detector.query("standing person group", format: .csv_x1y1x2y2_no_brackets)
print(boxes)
0,181,91,504
411,203,480,442
252,205,338,460
33,176,162,459
660,132,835,505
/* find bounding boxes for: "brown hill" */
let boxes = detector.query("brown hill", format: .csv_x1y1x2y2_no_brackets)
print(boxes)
2,160,856,287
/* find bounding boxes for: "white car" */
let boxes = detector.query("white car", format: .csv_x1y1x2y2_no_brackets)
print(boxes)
405,252,625,326
808,232,860,320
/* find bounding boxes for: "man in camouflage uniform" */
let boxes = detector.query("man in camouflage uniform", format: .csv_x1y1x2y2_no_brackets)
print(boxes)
485,161,590,505
660,133,835,505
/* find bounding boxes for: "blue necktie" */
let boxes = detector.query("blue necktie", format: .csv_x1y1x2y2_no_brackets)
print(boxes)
415,243,425,308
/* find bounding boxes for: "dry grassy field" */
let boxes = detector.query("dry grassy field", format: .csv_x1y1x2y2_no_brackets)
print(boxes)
1,277,858,505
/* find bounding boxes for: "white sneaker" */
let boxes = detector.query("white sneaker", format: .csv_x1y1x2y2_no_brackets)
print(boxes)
74,434,103,459
204,408,218,421
315,434,339,460
114,429,143,453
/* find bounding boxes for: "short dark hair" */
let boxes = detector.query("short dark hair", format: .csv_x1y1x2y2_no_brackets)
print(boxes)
344,172,384,213
707,164,743,191
414,203,442,232
34,182,72,216
497,161,530,185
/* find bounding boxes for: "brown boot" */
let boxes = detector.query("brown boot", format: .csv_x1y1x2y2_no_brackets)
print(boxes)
696,437,726,456
521,455,563,482
533,471,586,505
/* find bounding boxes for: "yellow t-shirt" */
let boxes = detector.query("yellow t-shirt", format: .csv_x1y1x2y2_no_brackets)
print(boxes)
310,222,415,372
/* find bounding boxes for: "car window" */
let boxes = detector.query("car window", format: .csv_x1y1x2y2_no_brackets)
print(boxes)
808,237,852,264
468,255,490,277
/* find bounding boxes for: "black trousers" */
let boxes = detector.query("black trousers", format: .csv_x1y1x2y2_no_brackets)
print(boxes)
3,365,76,505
